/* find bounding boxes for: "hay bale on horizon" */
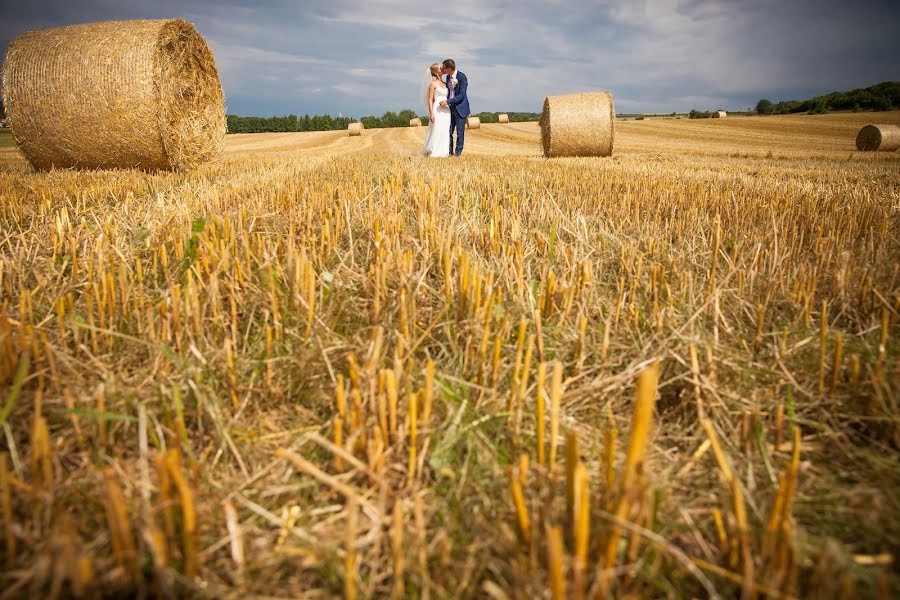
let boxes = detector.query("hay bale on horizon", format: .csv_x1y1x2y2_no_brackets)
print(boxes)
409,118,421,127
348,122,363,136
856,124,900,152
466,116,481,130
539,91,615,158
498,113,509,123
1,19,225,171
712,111,727,118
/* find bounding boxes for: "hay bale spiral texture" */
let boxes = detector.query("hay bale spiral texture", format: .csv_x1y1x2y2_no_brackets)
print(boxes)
409,118,421,127
466,116,481,130
498,113,509,124
539,91,615,158
712,111,727,118
348,122,363,136
2,19,225,171
856,124,900,152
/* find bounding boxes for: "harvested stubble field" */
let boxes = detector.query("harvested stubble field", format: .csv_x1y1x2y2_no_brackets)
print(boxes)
0,111,898,598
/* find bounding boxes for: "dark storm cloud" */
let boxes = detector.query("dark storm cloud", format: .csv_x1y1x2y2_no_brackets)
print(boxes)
2,0,898,115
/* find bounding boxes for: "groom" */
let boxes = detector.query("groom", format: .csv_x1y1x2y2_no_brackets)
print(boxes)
439,59,470,157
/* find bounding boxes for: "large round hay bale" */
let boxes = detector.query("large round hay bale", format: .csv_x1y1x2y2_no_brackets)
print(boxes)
856,124,900,152
348,122,363,136
539,91,615,158
1,19,225,171
466,116,481,130
409,118,421,127
712,110,727,118
498,113,509,124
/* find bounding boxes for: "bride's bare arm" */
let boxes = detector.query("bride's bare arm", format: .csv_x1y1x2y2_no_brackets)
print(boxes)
429,82,436,122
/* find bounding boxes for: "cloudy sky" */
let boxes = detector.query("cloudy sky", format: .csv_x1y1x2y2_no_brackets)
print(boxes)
1,0,898,116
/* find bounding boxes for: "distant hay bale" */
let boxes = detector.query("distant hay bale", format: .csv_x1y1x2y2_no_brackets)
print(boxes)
348,122,363,136
712,111,727,118
409,118,421,127
466,116,481,130
855,124,900,152
1,19,225,171
539,91,615,158
498,113,509,123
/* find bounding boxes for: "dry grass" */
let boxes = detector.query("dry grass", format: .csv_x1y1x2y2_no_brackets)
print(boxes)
0,111,898,598
1,20,225,171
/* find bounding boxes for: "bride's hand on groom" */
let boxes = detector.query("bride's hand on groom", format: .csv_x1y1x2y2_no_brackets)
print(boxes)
439,101,448,108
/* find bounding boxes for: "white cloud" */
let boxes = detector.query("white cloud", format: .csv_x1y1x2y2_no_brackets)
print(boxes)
2,0,897,115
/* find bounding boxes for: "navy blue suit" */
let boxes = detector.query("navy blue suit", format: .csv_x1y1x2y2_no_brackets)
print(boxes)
446,71,470,156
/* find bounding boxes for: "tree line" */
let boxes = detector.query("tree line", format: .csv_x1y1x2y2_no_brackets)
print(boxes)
226,114,355,133
755,81,898,116
227,110,541,133
686,81,899,118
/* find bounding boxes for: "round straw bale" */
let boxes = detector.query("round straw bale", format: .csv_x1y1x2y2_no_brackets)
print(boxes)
348,122,363,136
466,116,481,130
498,113,509,123
1,19,225,171
539,91,615,158
855,124,900,152
409,118,421,127
712,110,727,118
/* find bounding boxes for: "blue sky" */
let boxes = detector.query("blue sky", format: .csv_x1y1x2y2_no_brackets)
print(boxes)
2,0,898,116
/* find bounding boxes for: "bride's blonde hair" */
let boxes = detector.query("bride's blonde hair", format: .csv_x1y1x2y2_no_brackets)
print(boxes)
430,63,441,79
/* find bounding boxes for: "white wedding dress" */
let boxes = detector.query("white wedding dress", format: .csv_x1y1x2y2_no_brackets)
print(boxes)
421,85,451,157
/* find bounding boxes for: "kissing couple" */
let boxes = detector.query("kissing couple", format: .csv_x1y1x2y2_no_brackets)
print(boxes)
420,59,470,158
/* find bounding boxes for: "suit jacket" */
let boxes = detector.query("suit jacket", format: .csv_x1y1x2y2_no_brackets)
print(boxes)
446,71,471,118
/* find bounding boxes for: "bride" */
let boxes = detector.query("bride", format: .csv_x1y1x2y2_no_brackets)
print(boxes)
420,63,451,157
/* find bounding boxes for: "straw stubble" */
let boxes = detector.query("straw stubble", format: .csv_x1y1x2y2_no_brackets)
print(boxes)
2,19,225,171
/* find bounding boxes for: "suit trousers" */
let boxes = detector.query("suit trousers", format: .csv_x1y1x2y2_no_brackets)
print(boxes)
449,110,465,156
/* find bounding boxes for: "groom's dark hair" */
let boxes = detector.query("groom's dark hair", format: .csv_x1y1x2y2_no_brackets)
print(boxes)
442,59,456,70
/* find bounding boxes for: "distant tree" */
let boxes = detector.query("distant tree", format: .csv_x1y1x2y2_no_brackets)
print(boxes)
397,109,418,125
759,81,897,115
872,95,892,111
755,99,773,115
226,113,353,133
807,97,827,115
506,112,540,122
